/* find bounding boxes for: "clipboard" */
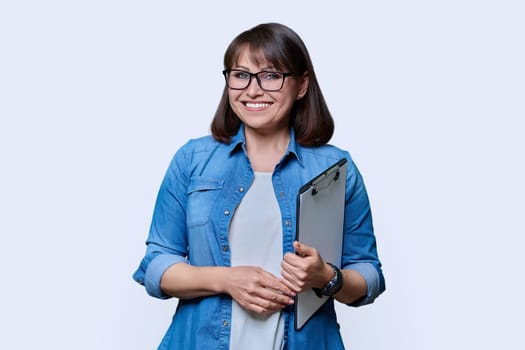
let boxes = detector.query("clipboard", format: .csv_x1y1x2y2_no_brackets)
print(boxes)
294,158,348,330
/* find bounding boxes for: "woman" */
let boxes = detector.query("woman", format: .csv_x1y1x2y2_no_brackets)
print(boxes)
133,22,385,349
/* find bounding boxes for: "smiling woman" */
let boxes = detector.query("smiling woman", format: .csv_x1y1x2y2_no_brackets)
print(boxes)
133,22,385,350
222,48,309,169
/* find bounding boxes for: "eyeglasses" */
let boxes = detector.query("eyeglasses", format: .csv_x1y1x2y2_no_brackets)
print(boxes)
222,69,295,92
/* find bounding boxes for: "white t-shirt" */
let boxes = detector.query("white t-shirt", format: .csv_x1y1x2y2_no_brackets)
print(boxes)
228,172,285,350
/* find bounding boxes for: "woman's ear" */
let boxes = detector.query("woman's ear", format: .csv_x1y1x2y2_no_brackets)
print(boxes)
297,71,309,100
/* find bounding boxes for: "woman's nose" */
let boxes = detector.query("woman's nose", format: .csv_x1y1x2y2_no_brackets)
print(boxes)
245,76,264,97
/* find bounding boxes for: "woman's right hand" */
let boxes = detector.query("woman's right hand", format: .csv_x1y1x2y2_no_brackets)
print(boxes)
224,266,295,314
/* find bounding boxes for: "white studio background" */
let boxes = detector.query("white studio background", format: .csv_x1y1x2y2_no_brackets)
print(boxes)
1,1,523,349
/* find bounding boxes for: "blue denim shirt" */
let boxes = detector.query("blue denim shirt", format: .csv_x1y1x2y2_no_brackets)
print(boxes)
133,126,385,349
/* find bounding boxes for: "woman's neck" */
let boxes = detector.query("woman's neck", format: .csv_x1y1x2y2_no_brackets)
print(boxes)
244,128,290,173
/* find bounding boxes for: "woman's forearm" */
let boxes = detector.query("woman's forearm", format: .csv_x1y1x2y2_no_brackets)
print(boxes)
160,263,228,299
160,263,295,314
334,269,367,304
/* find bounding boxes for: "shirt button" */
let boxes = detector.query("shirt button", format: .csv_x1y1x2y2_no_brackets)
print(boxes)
285,220,291,227
224,210,230,216
222,246,228,252
279,191,285,198
223,320,229,327
239,187,245,193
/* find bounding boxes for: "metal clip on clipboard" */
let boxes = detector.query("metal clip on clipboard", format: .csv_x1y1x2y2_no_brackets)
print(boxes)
311,167,341,196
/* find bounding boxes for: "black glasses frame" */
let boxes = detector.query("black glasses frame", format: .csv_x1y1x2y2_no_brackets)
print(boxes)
222,69,295,92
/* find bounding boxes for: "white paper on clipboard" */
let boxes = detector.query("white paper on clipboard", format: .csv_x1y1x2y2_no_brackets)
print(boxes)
294,158,347,331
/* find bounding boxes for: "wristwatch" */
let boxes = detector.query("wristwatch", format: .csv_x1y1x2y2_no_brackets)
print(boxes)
320,263,343,297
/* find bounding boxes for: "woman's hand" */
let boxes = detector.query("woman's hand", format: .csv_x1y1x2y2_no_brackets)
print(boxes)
281,241,334,293
224,266,295,314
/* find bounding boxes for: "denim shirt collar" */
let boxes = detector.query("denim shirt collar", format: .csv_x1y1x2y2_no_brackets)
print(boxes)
228,124,304,167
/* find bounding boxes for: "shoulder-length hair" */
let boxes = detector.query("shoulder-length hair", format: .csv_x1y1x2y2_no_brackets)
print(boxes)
211,23,334,147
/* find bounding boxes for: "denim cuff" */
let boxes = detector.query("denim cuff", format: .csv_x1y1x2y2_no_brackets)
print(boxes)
144,254,187,299
345,262,382,306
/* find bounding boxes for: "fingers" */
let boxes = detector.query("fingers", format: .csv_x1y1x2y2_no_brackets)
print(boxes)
280,259,306,293
255,285,295,310
240,293,289,314
283,242,320,272
239,285,294,314
257,268,295,297
281,241,327,292
255,270,296,308
228,266,295,315
293,241,316,257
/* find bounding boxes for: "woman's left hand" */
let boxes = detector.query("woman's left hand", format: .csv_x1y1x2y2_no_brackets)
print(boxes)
281,241,334,293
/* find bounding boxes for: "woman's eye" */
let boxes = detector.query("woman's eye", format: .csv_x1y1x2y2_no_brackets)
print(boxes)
261,72,282,80
233,71,250,79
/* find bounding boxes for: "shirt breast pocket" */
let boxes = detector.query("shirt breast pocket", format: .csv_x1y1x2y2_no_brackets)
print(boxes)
186,176,225,228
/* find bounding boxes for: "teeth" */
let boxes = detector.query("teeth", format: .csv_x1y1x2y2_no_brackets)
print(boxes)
245,102,270,109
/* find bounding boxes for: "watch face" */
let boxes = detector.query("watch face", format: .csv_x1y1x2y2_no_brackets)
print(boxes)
322,263,343,296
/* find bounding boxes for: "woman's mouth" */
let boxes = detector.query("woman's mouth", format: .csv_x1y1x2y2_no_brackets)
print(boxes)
244,102,272,110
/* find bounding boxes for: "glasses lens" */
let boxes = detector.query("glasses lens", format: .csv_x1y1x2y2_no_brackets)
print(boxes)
257,72,284,91
226,70,251,89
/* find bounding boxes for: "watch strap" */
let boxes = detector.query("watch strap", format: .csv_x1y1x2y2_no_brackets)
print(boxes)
320,263,343,297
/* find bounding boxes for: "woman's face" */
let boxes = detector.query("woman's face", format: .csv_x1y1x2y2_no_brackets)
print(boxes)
227,48,308,136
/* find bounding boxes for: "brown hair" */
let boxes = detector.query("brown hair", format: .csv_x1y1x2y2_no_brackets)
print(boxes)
211,23,334,147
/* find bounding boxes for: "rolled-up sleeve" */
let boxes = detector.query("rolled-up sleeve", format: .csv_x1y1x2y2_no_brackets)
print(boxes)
341,154,386,306
143,254,187,298
345,262,384,306
133,144,191,299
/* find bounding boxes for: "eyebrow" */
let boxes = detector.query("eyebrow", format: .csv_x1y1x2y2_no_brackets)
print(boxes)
233,65,277,72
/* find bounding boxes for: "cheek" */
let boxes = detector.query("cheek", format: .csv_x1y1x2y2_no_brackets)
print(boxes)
227,92,236,107
228,91,241,107
228,88,242,100
279,97,296,113
227,93,244,118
